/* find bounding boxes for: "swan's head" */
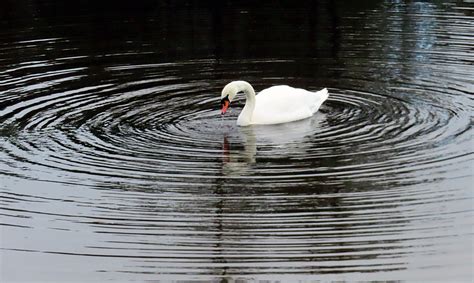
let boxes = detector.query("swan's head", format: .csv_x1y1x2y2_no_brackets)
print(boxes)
220,82,239,115
220,81,255,115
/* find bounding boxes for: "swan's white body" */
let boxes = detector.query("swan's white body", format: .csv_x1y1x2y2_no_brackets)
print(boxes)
220,81,328,126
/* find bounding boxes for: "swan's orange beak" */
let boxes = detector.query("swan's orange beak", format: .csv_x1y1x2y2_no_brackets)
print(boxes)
221,97,230,115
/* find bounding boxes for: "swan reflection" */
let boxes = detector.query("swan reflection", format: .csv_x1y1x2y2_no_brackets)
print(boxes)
222,113,325,176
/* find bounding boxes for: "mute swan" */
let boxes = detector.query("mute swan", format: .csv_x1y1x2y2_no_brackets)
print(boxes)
220,81,329,126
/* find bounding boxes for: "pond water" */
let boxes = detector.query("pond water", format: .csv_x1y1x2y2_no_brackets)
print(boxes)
1,0,473,281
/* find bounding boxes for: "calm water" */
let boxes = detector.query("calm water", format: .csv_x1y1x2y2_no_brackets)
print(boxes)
1,0,473,281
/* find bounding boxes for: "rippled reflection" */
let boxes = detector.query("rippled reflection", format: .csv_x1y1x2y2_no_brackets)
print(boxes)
1,0,473,281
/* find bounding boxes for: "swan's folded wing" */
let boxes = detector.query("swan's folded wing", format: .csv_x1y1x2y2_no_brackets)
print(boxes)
252,86,326,125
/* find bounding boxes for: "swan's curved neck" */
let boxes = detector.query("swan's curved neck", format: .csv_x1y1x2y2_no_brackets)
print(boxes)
235,81,256,126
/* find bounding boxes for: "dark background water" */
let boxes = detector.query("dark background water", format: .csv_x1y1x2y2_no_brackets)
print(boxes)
1,0,473,281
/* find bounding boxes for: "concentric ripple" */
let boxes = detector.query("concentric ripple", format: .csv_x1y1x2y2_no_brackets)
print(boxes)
1,0,473,281
1,67,470,185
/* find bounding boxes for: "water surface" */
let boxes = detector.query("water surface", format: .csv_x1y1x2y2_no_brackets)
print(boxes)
1,0,473,281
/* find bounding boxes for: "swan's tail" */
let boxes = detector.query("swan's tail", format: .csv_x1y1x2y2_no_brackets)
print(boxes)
311,88,329,113
319,88,329,99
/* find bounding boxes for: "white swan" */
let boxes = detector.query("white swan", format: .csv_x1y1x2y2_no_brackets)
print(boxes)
220,81,329,126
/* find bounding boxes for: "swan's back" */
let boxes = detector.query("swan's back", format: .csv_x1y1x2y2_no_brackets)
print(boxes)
251,85,328,125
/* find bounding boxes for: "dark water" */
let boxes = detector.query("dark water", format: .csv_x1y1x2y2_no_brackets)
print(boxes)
1,0,473,281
